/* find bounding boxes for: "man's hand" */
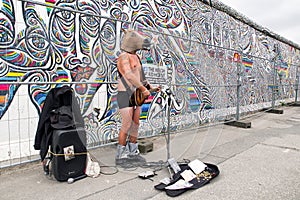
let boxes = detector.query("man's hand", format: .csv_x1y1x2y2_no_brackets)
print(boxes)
142,89,150,97
156,85,161,92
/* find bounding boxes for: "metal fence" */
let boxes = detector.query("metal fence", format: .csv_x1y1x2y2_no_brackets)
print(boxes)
0,0,300,169
1,52,299,169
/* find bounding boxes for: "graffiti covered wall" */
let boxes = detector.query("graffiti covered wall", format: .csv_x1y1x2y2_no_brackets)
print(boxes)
0,0,299,164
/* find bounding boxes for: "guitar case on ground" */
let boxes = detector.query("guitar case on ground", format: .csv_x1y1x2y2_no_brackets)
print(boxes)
154,161,220,197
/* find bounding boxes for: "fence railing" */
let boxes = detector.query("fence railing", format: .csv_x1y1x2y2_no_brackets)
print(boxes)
1,66,299,169
1,0,300,169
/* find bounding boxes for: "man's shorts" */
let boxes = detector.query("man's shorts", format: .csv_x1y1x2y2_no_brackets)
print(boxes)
117,91,135,109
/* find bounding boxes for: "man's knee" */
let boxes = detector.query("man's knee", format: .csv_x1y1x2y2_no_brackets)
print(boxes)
130,122,140,131
120,123,132,133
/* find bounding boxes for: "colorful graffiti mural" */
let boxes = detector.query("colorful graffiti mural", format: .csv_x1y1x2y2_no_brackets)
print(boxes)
0,0,299,156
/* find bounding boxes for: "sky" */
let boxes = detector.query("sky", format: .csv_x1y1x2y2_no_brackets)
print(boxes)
220,0,300,46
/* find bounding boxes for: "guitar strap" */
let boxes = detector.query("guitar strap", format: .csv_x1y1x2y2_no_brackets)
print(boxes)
119,71,133,95
140,60,146,83
138,56,149,88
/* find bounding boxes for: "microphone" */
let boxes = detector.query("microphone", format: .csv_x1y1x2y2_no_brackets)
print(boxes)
67,174,87,184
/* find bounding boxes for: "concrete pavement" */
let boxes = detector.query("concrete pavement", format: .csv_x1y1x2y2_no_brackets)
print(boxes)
1,105,300,200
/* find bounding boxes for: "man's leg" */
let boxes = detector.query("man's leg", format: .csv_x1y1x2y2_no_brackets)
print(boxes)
126,107,146,163
128,106,141,143
116,107,134,165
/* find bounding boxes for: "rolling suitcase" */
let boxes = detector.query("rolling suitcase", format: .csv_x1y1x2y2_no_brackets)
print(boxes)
51,127,87,181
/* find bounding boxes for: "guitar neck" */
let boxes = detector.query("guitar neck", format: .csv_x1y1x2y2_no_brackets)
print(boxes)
149,88,159,92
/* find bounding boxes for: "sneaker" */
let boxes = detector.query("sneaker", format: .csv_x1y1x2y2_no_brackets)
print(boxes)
115,144,130,166
115,157,130,166
126,142,146,163
129,154,146,163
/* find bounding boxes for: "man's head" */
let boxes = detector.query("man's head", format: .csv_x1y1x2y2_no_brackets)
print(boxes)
120,29,151,53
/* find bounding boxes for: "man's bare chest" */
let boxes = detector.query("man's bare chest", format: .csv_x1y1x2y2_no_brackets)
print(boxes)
129,55,141,72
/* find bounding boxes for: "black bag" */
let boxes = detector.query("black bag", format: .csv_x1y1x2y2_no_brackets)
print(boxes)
34,86,85,161
50,127,87,181
50,106,75,129
37,86,87,181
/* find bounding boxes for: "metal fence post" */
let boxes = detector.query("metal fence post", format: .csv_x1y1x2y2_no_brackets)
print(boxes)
271,62,278,109
295,66,299,103
236,56,241,121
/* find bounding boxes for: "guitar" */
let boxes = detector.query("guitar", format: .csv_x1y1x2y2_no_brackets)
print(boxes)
130,87,159,106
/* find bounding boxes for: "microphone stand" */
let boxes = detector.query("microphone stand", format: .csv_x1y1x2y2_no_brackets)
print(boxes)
165,87,172,161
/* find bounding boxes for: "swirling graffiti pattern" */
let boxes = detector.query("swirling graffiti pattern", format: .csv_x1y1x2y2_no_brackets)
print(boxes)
0,0,299,146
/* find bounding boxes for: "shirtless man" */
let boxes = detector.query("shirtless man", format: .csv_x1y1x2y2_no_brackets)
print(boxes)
116,29,156,165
